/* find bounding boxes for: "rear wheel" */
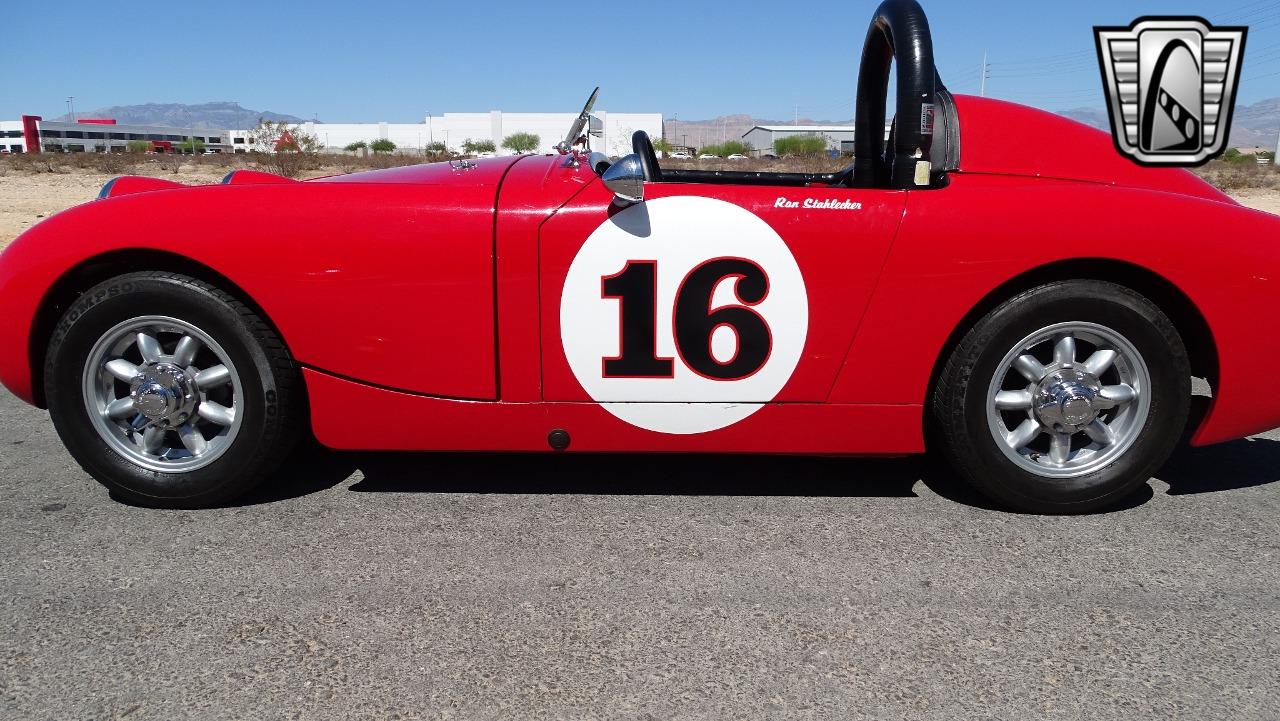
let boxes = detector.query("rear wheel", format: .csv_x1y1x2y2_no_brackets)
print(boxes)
45,272,301,508
933,280,1190,514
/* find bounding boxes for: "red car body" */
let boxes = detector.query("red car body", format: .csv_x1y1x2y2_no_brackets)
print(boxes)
2,96,1279,455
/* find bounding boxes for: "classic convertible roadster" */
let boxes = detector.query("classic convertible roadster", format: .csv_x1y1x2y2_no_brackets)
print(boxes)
1,0,1277,513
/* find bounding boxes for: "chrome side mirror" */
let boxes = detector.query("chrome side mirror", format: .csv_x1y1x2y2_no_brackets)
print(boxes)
601,153,644,204
589,115,604,137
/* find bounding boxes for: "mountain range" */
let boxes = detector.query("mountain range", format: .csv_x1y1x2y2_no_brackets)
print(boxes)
50,98,1278,150
51,102,308,129
1036,98,1277,150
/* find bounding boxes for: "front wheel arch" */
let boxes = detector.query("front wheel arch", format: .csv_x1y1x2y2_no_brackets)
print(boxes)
29,249,294,410
923,258,1216,439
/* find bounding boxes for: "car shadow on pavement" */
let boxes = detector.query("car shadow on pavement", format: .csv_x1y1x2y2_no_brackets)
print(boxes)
1158,437,1280,495
234,430,1280,512
346,452,924,498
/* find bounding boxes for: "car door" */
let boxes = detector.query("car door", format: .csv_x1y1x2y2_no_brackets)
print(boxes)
539,178,906,416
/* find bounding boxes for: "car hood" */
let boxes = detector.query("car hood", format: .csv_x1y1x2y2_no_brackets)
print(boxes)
952,95,1232,204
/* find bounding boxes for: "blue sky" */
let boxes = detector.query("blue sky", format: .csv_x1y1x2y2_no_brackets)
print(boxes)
2,0,1277,122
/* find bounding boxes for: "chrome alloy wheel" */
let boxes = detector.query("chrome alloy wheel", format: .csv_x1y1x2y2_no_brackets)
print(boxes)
985,321,1152,478
81,316,243,473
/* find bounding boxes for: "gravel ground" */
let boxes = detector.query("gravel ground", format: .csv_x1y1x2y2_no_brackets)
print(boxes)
0,386,1277,720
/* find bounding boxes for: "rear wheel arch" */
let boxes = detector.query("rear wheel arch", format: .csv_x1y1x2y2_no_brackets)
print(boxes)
29,249,293,409
924,258,1217,426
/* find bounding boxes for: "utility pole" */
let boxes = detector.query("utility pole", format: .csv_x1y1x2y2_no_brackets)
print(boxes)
68,96,76,122
980,51,988,97
794,104,799,124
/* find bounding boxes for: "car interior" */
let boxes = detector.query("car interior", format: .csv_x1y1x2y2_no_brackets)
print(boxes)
618,0,960,191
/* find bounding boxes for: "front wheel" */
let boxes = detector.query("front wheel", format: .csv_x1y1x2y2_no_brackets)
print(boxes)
933,280,1190,514
45,272,302,508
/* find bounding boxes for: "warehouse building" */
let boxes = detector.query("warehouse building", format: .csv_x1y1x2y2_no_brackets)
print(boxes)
741,124,895,156
2,110,662,157
0,116,231,154
228,110,663,156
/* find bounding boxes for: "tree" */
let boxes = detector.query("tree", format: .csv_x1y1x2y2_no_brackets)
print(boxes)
652,137,674,154
177,138,204,154
248,119,323,177
502,132,540,154
462,138,496,155
773,134,828,157
344,140,368,152
424,141,449,156
369,138,397,153
125,140,152,153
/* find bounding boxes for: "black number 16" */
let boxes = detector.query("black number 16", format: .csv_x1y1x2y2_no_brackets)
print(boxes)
600,258,772,381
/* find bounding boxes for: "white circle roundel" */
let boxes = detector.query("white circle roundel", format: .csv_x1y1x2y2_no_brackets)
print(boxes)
560,195,808,434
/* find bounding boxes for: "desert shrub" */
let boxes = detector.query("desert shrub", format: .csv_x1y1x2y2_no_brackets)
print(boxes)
344,140,368,152
125,140,152,153
773,134,829,157
502,132,540,154
698,140,754,158
462,138,496,155
369,138,397,153
248,120,323,178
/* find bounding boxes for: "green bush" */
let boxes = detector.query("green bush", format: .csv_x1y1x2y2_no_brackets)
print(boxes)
125,140,152,153
369,138,396,153
699,140,754,157
773,134,828,157
501,132,540,154
462,138,496,154
344,140,367,152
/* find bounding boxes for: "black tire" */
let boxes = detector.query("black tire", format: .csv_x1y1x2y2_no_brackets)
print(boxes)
45,272,302,508
932,280,1190,514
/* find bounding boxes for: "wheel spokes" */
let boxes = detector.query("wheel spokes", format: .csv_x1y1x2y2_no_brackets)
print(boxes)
178,424,207,456
136,333,163,364
106,397,136,419
1084,349,1118,376
994,389,1034,410
140,426,165,454
198,401,235,427
105,359,140,383
1084,419,1116,446
1048,432,1072,465
172,335,202,367
1013,355,1047,383
1006,418,1043,451
194,364,232,390
1053,335,1077,366
1095,383,1137,409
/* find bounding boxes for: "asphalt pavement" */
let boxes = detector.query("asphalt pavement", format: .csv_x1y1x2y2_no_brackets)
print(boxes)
1,385,1277,720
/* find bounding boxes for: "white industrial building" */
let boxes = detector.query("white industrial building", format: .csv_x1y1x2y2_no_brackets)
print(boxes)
3,110,662,158
0,117,231,154
229,111,663,156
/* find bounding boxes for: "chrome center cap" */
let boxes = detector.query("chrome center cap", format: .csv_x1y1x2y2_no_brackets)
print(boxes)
1034,368,1102,431
129,363,196,425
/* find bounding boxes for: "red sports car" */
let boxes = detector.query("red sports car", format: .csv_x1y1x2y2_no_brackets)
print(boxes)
1,0,1276,513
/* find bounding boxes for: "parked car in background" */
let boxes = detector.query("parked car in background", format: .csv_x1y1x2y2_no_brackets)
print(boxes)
698,153,719,160
726,154,747,160
669,151,692,160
